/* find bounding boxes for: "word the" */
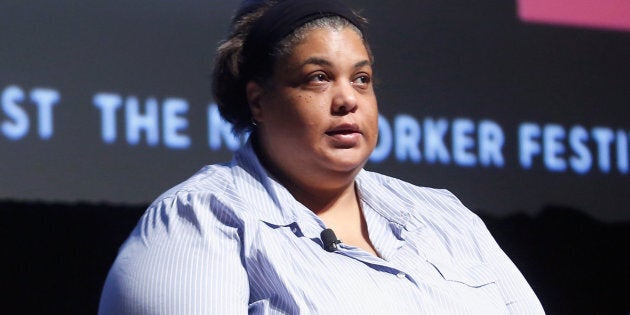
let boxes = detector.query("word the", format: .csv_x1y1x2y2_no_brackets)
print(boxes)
93,93,191,149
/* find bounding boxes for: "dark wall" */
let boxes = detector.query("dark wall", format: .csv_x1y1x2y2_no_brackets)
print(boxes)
1,201,628,314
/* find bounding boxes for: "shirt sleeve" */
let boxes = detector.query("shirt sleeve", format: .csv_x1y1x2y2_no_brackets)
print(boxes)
98,192,249,315
472,215,545,314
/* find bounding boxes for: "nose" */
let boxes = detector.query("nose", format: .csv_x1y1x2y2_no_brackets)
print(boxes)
331,81,358,115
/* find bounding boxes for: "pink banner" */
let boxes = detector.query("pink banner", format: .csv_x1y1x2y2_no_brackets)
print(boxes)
517,0,630,32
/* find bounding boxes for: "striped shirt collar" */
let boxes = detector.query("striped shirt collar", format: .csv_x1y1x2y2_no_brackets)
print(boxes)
233,140,420,233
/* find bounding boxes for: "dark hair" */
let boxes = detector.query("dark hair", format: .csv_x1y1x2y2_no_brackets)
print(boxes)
211,0,370,135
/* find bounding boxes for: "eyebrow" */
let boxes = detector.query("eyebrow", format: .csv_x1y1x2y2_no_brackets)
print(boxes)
298,57,372,70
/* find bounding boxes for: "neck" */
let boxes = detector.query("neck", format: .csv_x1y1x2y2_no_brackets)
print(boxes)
252,136,360,214
289,180,358,215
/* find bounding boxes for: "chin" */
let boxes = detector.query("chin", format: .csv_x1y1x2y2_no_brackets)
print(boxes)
326,152,369,172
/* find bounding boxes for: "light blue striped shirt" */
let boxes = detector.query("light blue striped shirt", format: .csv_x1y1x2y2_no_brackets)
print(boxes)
99,141,544,314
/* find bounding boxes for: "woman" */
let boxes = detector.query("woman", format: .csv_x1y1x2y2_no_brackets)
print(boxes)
99,0,544,313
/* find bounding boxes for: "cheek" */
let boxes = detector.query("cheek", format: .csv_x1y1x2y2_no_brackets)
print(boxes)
365,101,379,137
266,96,322,137
282,95,325,127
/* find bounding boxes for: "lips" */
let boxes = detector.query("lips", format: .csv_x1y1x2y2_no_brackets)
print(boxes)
325,123,361,136
325,123,362,147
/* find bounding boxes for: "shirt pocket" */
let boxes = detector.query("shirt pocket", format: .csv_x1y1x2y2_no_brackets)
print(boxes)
427,259,497,287
426,259,508,312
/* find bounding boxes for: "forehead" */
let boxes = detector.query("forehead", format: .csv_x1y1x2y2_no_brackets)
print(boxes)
280,27,370,67
275,15,364,54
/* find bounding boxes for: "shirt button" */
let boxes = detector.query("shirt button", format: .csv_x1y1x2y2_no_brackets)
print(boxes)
396,272,406,279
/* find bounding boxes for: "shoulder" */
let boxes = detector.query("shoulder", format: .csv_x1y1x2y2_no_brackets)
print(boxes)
101,163,251,314
359,170,479,224
152,163,234,205
361,171,495,261
132,163,249,244
362,171,460,200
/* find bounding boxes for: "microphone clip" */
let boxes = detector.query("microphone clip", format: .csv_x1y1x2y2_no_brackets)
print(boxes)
321,228,342,252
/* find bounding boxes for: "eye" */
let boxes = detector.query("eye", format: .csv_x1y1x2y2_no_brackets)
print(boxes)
352,74,371,87
307,72,329,83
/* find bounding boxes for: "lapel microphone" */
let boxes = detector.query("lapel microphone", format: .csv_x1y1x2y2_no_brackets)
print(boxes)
320,228,342,252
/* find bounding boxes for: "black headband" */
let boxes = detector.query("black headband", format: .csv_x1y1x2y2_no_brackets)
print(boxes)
239,0,364,80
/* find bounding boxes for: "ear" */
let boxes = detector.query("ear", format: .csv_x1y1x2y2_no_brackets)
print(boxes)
246,81,265,123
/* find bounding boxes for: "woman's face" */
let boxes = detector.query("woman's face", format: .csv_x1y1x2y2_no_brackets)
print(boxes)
249,26,378,190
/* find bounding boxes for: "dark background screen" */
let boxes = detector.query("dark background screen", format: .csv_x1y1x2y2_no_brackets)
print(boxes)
1,1,629,313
